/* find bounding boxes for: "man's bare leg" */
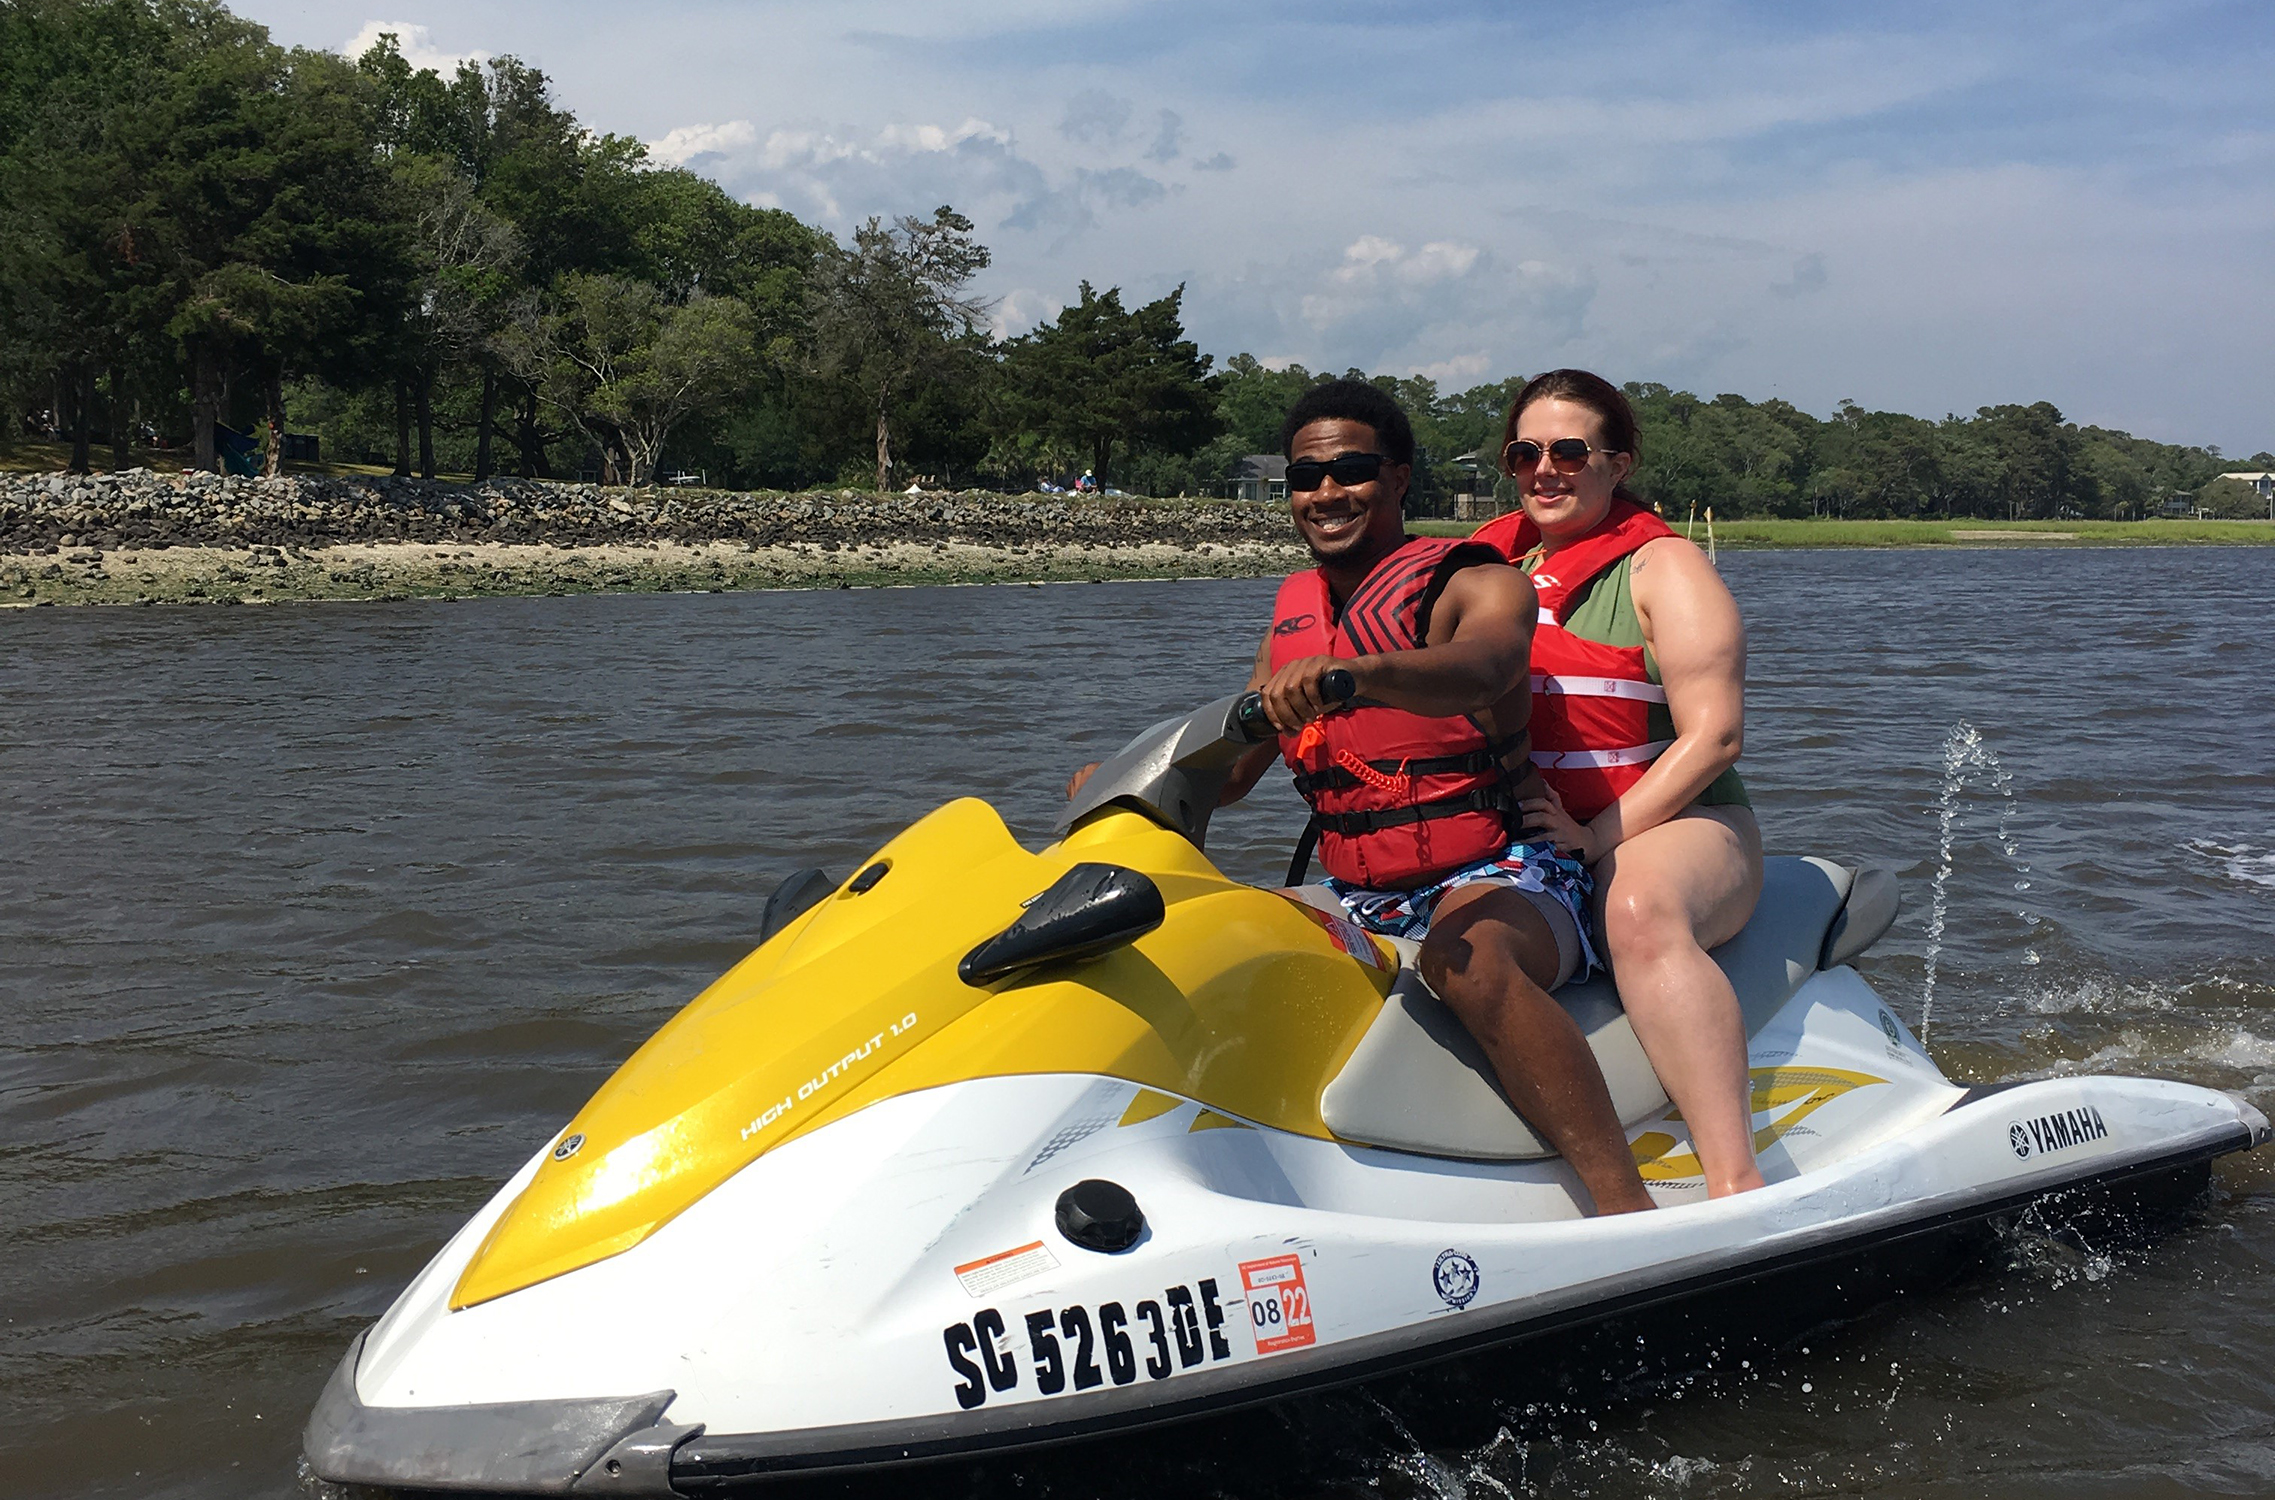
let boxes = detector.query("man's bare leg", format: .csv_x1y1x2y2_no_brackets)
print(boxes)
1419,883,1654,1215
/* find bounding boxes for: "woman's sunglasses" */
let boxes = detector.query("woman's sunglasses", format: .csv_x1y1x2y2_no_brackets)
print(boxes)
1287,453,1390,492
1502,437,1620,475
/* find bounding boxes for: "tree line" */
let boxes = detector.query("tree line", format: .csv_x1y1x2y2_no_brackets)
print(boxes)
4,0,2264,517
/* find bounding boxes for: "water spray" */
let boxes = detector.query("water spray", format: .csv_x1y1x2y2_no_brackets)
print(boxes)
1919,721,2035,1043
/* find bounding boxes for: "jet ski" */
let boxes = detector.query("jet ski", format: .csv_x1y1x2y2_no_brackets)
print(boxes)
304,684,2269,1495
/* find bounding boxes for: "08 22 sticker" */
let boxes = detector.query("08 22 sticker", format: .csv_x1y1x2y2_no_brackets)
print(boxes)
1240,1253,1315,1353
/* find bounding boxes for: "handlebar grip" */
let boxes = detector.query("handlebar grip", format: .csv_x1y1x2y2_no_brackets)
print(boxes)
1231,668,1360,744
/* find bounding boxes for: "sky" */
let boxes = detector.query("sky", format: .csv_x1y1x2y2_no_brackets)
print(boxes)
263,0,2275,454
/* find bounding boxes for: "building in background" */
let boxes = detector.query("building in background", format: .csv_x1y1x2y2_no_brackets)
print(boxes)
1228,454,1287,504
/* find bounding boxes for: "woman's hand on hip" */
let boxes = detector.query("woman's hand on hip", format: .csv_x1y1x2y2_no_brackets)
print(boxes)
1520,782,1595,863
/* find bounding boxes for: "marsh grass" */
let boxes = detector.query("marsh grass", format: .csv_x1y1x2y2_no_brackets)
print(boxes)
1410,516,2275,547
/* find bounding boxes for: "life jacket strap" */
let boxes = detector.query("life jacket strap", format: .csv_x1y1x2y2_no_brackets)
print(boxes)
1290,738,1524,795
1531,740,1675,770
1530,672,1668,705
1310,785,1514,837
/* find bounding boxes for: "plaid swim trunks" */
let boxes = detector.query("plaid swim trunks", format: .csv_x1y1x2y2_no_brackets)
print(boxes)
1320,840,1601,980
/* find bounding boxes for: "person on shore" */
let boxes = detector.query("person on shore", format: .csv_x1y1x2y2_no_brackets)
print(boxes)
1071,379,1657,1215
1471,368,1765,1199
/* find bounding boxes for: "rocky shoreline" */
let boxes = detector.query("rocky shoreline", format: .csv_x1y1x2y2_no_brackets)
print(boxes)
0,470,1304,605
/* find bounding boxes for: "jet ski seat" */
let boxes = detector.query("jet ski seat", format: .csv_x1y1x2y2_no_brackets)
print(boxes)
1315,856,1899,1162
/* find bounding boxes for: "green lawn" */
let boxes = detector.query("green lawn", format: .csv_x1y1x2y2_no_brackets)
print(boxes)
1410,516,2275,547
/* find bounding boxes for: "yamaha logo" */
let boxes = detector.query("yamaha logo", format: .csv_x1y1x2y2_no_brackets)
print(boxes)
552,1132,585,1161
2010,1105,2110,1159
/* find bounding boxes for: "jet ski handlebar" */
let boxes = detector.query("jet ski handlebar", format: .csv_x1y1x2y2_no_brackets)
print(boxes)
1057,670,1359,848
1230,668,1356,744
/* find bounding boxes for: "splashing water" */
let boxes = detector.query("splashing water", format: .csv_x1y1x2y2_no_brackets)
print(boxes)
1920,722,2036,1042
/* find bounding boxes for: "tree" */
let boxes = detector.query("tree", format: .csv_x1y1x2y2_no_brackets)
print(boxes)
390,155,523,477
360,41,643,479
0,0,212,470
507,273,753,485
994,282,1216,486
95,24,405,472
1968,402,2082,520
808,205,990,491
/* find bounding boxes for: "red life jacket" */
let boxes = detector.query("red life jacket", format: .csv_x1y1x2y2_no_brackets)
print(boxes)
1269,536,1517,888
1471,500,1678,822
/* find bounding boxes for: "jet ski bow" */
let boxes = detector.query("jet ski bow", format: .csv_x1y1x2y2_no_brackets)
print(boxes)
305,686,2269,1494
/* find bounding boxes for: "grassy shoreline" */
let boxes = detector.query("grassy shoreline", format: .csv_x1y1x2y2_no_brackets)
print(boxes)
1414,516,2275,547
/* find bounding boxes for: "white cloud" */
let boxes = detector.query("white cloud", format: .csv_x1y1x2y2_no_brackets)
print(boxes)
1400,242,1481,285
1332,236,1405,277
340,20,487,74
878,118,1012,153
1189,233,1594,393
1408,353,1492,386
1302,237,1495,334
647,120,758,168
988,287,1063,340
757,129,867,173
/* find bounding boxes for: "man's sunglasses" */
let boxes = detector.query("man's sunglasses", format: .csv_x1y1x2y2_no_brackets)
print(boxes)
1501,437,1620,474
1287,453,1391,492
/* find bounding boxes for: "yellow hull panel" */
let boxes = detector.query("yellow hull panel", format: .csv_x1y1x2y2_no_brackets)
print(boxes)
451,802,1393,1309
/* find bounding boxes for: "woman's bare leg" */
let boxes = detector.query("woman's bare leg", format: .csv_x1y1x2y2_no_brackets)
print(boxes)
1421,883,1655,1215
1594,806,1766,1197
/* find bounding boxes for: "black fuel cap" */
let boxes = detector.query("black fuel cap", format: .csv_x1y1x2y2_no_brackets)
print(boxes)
1055,1179,1144,1253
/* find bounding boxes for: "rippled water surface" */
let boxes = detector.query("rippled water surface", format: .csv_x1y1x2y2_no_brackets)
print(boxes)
5,548,2274,1499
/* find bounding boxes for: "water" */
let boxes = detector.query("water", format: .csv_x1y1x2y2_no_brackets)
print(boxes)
4,548,2273,1499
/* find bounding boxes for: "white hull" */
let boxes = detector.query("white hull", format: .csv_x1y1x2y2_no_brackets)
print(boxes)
306,966,2265,1492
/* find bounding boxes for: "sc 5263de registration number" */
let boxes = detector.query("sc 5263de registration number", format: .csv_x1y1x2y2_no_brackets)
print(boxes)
942,1279,1234,1410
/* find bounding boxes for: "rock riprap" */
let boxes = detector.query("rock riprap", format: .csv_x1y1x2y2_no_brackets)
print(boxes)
0,471,1310,605
0,470,1293,553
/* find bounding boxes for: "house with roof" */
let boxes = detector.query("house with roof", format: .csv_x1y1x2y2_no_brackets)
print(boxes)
1228,454,1287,503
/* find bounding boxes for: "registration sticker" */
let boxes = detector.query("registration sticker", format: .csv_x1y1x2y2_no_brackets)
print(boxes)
955,1240,1059,1298
1240,1253,1316,1354
1322,914,1385,970
1285,900,1385,970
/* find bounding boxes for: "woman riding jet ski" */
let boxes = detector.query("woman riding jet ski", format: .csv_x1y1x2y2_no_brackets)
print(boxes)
303,680,2270,1493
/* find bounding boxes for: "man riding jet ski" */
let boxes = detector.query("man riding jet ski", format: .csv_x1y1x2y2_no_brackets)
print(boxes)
1191,377,1689,1215
303,442,2270,1493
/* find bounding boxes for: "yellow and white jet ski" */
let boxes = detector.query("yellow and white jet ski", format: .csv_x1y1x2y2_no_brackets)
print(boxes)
303,686,2268,1494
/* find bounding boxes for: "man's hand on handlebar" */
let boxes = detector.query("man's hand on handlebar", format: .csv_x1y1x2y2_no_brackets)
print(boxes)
1259,655,1363,733
1065,761,1101,800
